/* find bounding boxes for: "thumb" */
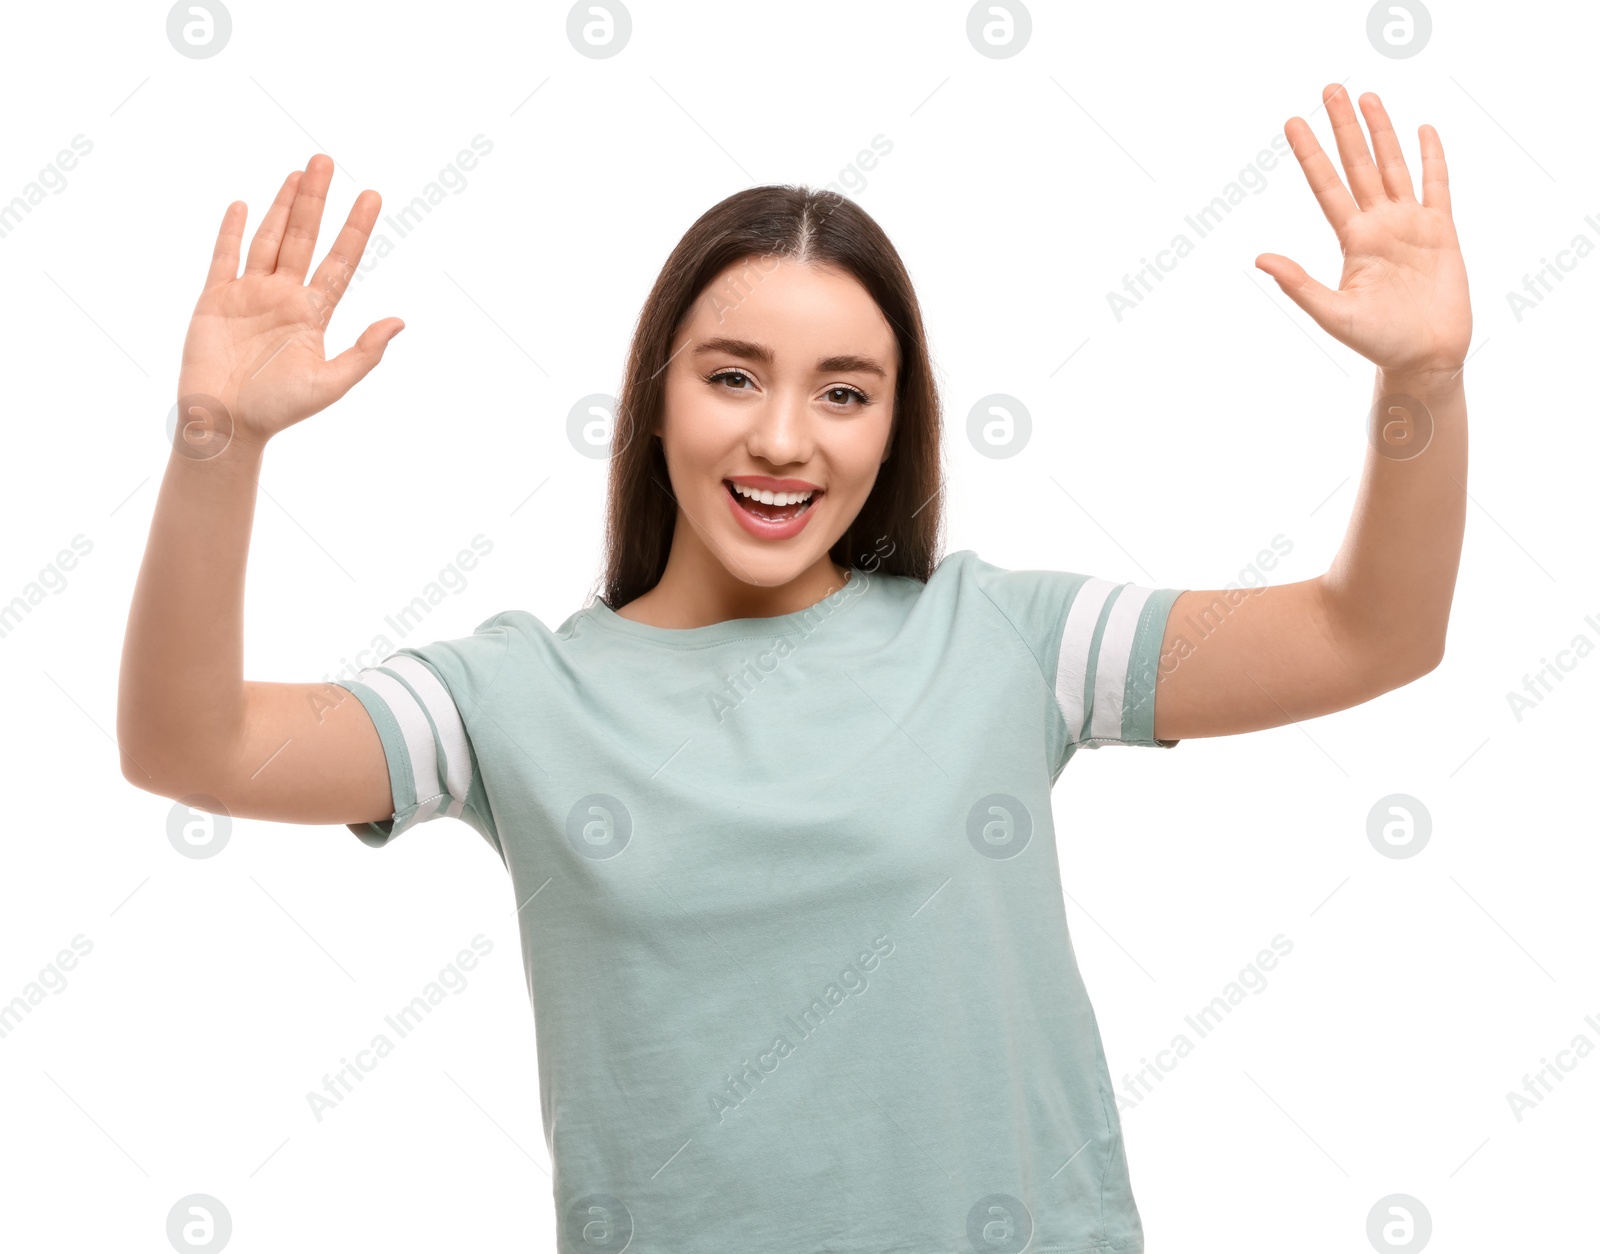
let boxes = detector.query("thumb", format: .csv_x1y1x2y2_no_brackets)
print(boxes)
1255,254,1340,332
318,317,405,403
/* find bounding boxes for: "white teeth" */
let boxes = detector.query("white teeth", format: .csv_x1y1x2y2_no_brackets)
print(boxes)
732,483,815,506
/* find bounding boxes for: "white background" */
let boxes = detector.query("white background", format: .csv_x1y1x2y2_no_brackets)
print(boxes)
1,1,1595,1251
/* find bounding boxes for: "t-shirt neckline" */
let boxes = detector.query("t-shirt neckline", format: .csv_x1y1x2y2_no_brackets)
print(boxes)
584,567,877,648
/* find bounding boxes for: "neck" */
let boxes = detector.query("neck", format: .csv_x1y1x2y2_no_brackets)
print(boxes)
616,526,850,628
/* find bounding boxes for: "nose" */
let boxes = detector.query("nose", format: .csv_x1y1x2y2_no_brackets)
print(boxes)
742,384,812,467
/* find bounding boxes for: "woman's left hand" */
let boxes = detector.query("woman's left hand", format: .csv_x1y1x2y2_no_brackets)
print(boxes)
1256,84,1471,379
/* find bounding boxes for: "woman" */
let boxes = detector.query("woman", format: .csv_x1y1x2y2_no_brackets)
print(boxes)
119,82,1468,1252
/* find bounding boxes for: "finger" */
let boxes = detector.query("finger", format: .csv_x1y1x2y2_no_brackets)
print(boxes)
1418,124,1452,217
1358,91,1416,202
204,201,246,289
275,154,335,282
1322,83,1386,211
1284,115,1358,236
1255,253,1342,334
243,170,303,275
306,190,382,324
315,317,405,406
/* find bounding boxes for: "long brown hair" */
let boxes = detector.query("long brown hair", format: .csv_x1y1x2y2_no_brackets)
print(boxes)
595,185,944,611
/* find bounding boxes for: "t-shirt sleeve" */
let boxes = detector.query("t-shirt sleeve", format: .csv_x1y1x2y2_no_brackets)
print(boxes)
963,551,1186,765
331,618,509,857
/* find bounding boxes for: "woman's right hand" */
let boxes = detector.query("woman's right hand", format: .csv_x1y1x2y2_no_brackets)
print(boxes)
175,153,403,451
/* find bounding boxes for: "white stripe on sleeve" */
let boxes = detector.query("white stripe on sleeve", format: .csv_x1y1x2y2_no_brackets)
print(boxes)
1054,577,1116,742
1087,584,1155,742
380,655,472,807
356,668,442,806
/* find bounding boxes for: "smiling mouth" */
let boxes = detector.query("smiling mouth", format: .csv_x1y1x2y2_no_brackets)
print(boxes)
724,481,822,523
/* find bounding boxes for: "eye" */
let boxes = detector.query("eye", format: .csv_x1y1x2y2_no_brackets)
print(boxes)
824,385,871,409
707,369,754,391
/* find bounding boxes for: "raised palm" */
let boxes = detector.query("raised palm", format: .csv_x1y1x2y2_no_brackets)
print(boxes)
177,155,403,448
1257,85,1471,379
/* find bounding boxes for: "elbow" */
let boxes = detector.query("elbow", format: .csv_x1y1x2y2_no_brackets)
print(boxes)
1356,634,1445,700
1411,634,1447,680
116,730,224,805
116,712,163,793
119,746,157,792
117,698,219,802
118,742,191,800
116,709,173,797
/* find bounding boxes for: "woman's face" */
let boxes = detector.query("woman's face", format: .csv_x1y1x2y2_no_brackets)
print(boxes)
654,256,898,589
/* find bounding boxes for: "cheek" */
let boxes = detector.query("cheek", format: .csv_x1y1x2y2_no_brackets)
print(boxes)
660,402,737,481
823,433,890,499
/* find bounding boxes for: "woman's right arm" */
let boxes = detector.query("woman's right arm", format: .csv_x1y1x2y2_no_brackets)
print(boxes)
118,155,405,826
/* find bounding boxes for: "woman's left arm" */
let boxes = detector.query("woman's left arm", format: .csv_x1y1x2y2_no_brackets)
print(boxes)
1153,84,1470,741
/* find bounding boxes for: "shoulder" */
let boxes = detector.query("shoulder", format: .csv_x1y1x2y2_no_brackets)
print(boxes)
925,548,1087,620
922,547,1002,595
474,607,550,641
896,550,1063,666
927,547,1069,591
387,606,573,704
481,604,605,659
922,550,1136,684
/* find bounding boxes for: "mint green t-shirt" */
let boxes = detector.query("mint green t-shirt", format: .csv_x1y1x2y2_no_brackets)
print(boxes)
336,548,1184,1254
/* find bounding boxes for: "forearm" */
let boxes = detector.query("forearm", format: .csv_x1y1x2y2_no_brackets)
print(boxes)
117,432,266,788
1318,366,1467,677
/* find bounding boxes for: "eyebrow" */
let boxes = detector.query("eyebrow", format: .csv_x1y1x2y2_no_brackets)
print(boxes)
690,336,889,378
